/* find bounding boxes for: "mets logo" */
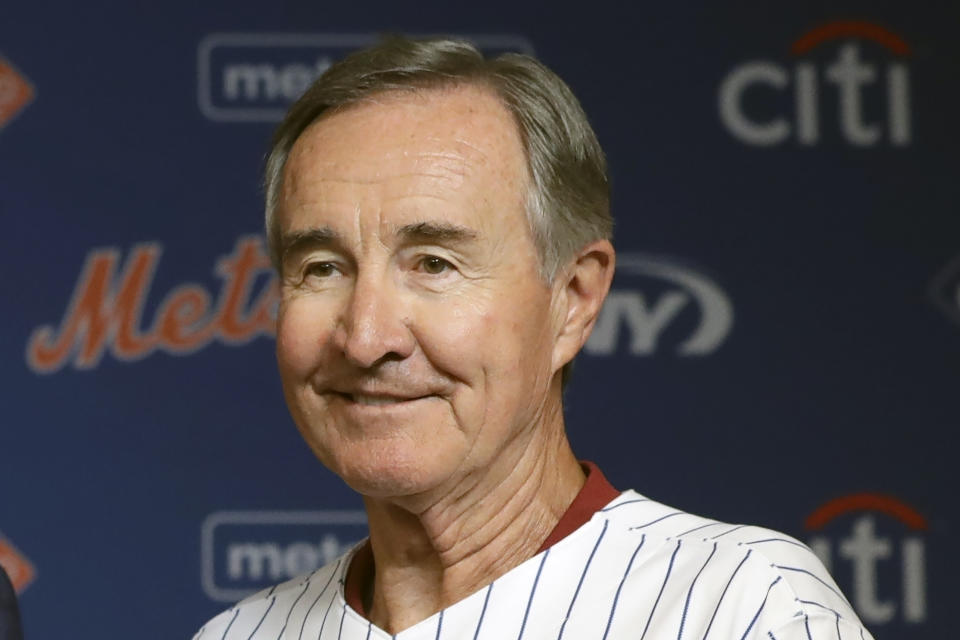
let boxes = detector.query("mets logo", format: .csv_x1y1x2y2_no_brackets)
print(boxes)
805,493,927,627
719,21,912,147
25,236,278,373
0,54,34,132
0,533,36,594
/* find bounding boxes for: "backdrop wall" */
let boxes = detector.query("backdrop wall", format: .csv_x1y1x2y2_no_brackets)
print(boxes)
1,2,956,638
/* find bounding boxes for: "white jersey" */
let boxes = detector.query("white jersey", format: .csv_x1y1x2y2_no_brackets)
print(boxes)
193,490,873,640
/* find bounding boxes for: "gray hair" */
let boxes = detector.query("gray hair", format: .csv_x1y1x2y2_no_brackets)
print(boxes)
263,36,612,282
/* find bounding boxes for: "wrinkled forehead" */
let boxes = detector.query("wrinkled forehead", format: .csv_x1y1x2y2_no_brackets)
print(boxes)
282,86,530,202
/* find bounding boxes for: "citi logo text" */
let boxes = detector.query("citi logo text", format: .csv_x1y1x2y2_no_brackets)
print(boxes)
584,254,733,356
719,21,912,147
806,493,927,625
0,54,34,131
201,511,368,602
198,33,534,122
26,237,278,373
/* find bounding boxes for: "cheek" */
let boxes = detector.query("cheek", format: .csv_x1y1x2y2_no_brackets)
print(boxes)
276,297,332,376
412,299,491,378
416,286,552,385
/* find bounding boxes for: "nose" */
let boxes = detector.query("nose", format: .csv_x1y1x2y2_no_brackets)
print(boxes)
333,269,416,369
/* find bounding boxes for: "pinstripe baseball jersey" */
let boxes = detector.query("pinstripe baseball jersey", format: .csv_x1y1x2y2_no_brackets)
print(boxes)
193,487,873,640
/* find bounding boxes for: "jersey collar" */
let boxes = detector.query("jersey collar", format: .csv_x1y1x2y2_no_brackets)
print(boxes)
344,460,620,617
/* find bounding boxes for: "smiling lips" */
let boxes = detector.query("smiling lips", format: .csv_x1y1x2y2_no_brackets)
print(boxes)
333,391,434,406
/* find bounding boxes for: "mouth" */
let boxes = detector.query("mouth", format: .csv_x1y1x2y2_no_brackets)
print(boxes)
334,392,432,406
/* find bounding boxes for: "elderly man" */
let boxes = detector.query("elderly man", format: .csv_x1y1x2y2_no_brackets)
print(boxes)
195,38,872,640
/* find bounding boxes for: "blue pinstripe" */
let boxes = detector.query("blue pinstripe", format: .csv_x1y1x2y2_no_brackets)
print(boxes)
744,538,810,551
601,498,650,512
299,559,343,640
711,524,747,539
364,620,372,640
835,611,841,640
677,542,717,640
221,609,240,640
739,576,782,640
676,522,724,538
316,588,338,638
517,548,550,640
629,512,684,531
435,609,444,640
247,596,276,640
472,583,493,640
767,633,777,640
640,539,682,640
701,549,752,640
336,602,346,640
774,566,851,607
804,614,813,640
601,535,646,640
557,520,609,640
276,581,312,640
799,600,843,618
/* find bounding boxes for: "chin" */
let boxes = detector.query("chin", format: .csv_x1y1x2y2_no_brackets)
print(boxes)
324,440,461,502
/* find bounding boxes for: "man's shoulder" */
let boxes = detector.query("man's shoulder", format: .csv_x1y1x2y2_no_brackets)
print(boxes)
595,490,871,637
600,489,842,593
191,550,352,640
600,490,822,560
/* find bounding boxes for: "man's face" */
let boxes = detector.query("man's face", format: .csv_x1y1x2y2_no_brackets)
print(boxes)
275,86,565,499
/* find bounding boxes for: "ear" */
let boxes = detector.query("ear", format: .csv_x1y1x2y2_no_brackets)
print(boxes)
551,239,616,374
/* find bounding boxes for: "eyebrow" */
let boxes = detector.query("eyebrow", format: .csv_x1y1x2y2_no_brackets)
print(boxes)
279,221,480,262
280,227,340,262
397,222,479,245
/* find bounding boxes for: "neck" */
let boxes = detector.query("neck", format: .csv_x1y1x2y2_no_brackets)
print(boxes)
360,410,584,634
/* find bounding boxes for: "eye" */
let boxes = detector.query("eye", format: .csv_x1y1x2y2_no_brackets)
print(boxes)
419,256,453,275
303,261,338,279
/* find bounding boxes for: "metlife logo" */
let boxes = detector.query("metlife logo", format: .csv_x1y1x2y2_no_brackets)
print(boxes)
719,21,913,147
201,510,368,602
198,33,535,122
584,253,733,357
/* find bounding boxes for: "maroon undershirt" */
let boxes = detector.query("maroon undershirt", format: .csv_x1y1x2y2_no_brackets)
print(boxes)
344,461,620,617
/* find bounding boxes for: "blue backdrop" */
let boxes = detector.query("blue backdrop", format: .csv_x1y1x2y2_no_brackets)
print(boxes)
1,2,956,638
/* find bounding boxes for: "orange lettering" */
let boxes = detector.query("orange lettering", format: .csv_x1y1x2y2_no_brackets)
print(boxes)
27,238,281,373
156,285,214,351
249,279,280,335
215,236,274,341
26,245,160,372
